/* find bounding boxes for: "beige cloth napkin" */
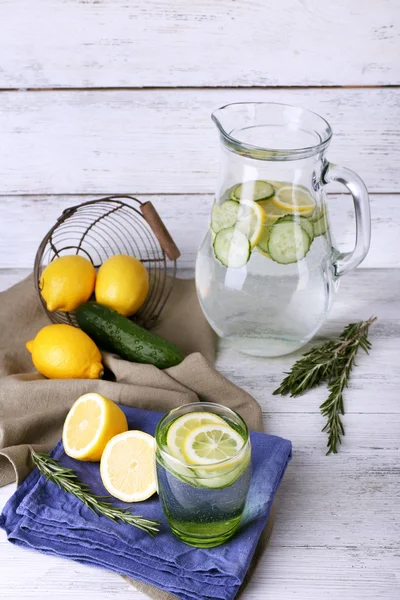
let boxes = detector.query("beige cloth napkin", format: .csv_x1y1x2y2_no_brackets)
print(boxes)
0,276,269,600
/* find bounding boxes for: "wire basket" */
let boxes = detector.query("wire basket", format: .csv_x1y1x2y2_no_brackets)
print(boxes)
34,196,180,328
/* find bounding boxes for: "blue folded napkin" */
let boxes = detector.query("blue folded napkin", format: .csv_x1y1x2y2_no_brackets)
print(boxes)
1,405,292,600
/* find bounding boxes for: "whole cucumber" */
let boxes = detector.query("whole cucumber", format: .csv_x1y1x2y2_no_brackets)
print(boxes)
75,302,184,369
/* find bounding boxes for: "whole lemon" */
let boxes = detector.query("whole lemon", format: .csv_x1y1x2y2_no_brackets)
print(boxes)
40,255,96,312
26,324,103,379
95,254,149,317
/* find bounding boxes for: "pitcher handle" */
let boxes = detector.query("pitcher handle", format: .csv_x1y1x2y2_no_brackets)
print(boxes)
322,162,371,277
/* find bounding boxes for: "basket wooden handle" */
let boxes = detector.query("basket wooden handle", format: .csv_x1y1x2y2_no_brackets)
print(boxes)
140,201,181,261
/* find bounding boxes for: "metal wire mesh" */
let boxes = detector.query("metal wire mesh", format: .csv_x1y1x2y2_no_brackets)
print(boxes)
34,196,177,328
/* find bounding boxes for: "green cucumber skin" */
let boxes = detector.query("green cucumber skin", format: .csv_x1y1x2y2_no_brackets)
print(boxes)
76,302,184,369
313,215,328,237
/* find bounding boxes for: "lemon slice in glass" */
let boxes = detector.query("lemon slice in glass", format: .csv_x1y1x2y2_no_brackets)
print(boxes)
182,423,245,465
236,199,267,248
273,185,316,216
166,412,226,461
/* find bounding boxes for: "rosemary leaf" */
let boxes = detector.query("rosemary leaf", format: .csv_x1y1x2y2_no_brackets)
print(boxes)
274,316,377,454
31,452,161,536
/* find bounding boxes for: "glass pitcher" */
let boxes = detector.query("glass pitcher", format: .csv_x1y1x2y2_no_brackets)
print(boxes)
195,103,371,357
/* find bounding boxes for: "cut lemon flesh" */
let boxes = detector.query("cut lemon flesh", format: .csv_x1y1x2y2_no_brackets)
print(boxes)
62,393,128,461
100,430,157,502
258,199,292,221
273,185,316,215
236,199,267,248
182,423,245,465
167,412,226,461
195,443,251,488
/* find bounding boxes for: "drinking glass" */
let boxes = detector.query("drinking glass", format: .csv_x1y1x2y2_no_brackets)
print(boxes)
155,402,251,548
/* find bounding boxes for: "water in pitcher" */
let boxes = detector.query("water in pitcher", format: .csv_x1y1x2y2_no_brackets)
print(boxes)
196,180,338,357
195,103,371,357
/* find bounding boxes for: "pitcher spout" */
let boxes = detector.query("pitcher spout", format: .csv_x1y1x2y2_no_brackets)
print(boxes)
211,102,332,161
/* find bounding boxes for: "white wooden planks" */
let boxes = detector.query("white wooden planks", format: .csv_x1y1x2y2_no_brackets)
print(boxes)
0,193,398,272
0,88,399,195
0,0,399,88
0,528,397,600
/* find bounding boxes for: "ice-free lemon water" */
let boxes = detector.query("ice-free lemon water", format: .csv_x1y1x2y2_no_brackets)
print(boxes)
155,403,251,548
196,103,371,357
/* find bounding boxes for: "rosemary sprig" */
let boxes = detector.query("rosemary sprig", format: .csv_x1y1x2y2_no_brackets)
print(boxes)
273,316,377,454
31,452,161,536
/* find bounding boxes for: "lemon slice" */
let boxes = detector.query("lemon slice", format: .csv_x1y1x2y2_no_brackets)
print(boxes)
236,199,267,248
273,185,316,216
195,445,251,489
182,423,245,465
100,430,157,502
167,412,226,461
257,199,291,221
62,393,128,461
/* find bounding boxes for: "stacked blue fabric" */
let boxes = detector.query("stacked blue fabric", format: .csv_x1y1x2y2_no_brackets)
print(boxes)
1,406,292,600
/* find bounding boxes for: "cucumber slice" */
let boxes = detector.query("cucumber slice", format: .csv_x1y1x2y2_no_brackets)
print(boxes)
278,214,315,242
268,218,311,264
213,226,251,268
310,206,326,223
211,200,239,233
257,224,272,254
230,180,275,202
314,214,328,237
195,462,247,489
298,217,314,242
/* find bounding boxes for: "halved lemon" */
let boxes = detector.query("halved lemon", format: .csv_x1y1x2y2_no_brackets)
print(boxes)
182,423,245,465
167,412,226,461
273,185,316,216
100,430,157,502
62,393,128,461
236,199,267,248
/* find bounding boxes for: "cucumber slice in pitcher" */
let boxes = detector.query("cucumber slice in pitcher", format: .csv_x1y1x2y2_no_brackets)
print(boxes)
268,218,311,264
278,214,315,242
257,224,273,255
298,216,315,242
310,205,326,223
230,180,275,202
314,214,328,237
211,200,239,233
213,226,251,268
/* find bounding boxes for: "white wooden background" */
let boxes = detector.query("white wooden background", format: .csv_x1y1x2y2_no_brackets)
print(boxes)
0,1,399,599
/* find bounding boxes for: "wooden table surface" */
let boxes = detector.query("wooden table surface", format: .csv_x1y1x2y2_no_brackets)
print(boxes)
0,1,399,599
1,268,399,599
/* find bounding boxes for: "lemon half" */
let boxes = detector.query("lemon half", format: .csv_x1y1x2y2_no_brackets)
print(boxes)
100,430,157,502
62,393,128,461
